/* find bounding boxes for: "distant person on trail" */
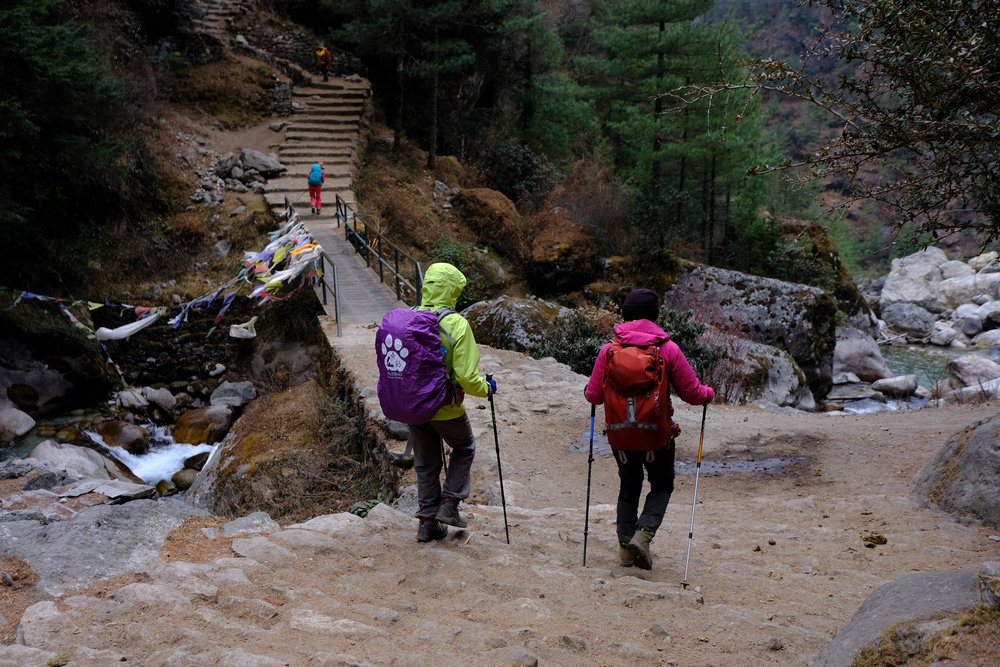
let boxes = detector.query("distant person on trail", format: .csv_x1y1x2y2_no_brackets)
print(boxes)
307,162,325,215
584,288,714,570
408,262,496,543
315,45,332,82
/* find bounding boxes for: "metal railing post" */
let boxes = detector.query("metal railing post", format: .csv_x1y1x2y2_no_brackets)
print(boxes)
320,255,328,305
394,249,401,301
333,263,342,337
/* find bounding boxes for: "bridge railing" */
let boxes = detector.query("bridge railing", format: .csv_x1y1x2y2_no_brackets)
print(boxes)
334,194,423,306
284,198,341,336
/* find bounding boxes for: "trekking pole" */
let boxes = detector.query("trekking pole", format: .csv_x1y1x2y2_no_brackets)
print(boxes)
486,373,510,544
583,403,596,567
682,403,708,589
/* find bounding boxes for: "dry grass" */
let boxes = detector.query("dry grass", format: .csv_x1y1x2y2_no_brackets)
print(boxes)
850,605,1000,667
159,515,232,564
160,55,276,130
0,556,43,645
927,425,973,505
356,130,477,257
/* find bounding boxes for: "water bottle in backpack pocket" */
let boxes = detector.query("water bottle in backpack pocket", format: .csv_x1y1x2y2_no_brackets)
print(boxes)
602,341,679,450
376,307,456,424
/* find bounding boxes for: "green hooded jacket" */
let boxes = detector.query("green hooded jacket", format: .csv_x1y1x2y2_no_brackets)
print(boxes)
418,262,490,420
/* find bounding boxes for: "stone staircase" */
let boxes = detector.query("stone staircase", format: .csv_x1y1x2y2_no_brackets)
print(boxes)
190,0,403,326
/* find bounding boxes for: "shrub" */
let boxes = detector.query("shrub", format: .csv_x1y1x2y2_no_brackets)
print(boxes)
428,236,495,310
479,141,559,211
660,309,728,379
531,305,617,375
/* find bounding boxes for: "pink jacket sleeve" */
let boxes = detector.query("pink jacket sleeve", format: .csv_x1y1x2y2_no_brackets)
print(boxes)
662,340,714,405
584,343,611,405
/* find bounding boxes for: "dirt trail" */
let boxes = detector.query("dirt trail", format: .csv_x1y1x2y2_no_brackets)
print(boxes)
6,333,995,666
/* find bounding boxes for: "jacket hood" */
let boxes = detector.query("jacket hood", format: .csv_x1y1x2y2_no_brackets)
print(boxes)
613,319,670,346
420,262,467,309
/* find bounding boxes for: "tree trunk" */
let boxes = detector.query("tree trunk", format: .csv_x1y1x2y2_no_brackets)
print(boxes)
426,28,439,170
708,149,717,263
394,51,404,150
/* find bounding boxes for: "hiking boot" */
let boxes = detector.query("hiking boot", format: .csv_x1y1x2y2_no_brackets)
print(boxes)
619,542,634,567
435,501,467,528
628,530,654,570
417,520,448,543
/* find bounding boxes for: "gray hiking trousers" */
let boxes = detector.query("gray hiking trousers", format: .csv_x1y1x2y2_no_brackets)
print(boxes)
409,413,476,522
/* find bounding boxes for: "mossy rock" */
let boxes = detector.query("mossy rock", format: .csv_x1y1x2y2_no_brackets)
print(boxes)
452,188,527,260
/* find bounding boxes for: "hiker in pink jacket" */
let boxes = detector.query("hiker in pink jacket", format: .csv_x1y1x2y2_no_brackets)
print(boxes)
585,288,714,570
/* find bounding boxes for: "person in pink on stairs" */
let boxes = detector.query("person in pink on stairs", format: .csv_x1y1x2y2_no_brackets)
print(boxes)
307,161,325,215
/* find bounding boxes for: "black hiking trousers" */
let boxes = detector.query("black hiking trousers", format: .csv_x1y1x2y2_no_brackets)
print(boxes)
613,441,675,544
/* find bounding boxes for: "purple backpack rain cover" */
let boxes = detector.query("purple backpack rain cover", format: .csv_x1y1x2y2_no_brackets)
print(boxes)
376,308,450,424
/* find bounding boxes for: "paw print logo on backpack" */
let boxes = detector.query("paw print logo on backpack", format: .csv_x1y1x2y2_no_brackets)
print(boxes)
381,334,409,373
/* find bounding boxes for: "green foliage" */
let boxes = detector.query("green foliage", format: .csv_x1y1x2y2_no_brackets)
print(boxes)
825,213,888,278
347,486,394,517
428,236,488,310
481,141,559,210
0,0,154,289
531,311,611,376
659,309,726,378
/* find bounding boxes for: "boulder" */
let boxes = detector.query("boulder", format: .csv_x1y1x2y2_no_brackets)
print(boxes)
184,451,211,471
96,421,151,455
943,377,1000,402
974,301,1000,330
116,389,148,410
832,327,891,382
813,569,982,667
239,149,286,177
0,407,35,442
825,384,886,402
172,405,233,445
0,499,205,596
451,188,526,259
881,302,935,337
968,251,999,272
707,335,815,410
664,265,837,398
527,208,600,294
0,333,114,417
937,273,1000,309
915,413,1000,528
972,329,1000,347
462,296,570,352
215,152,239,178
928,323,958,347
210,381,257,408
139,386,176,414
945,355,1000,391
171,468,198,491
26,440,141,482
958,317,984,337
871,375,918,398
832,372,861,385
879,247,948,312
939,260,975,280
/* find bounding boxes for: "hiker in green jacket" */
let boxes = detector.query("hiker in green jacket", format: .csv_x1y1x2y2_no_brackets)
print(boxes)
410,262,497,542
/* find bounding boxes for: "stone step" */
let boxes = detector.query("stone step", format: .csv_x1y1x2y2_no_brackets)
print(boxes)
286,127,360,137
289,114,361,127
294,88,368,99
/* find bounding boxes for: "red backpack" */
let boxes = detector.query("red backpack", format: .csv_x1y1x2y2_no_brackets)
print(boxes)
602,341,679,451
